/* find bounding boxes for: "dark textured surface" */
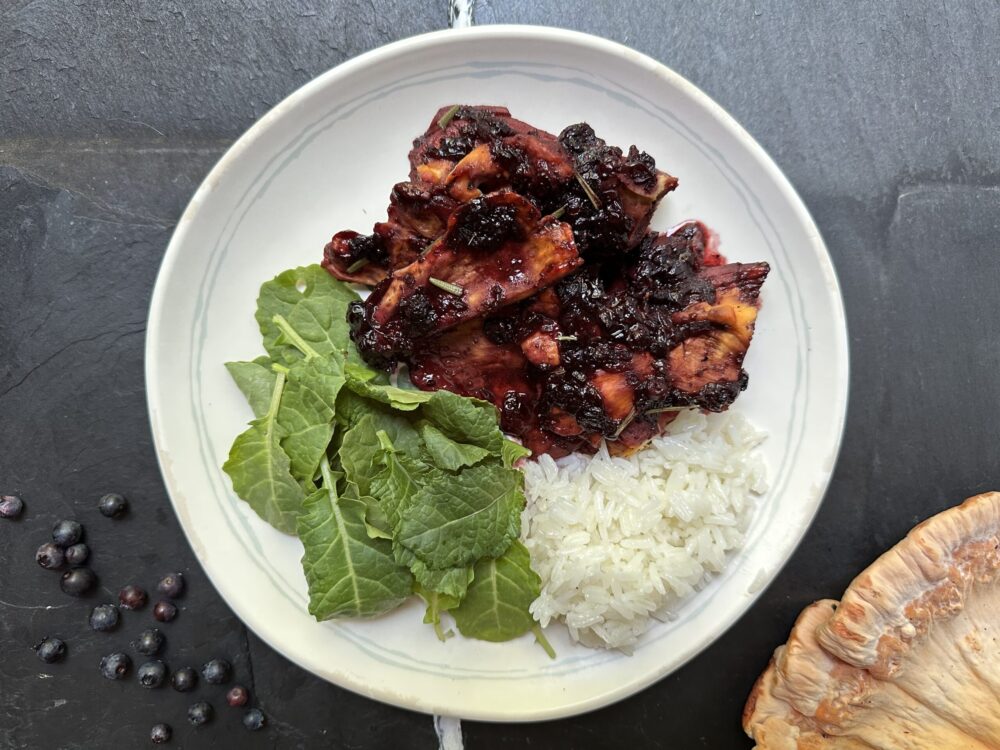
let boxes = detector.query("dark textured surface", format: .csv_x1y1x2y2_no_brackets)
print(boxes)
2,1,999,748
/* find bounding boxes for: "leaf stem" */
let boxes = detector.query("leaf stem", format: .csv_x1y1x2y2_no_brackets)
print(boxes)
319,454,335,490
270,363,290,374
429,594,454,642
532,624,556,659
266,371,286,425
375,429,395,453
272,313,321,360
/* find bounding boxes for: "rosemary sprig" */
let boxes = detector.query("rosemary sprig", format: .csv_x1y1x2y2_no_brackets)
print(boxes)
437,105,460,130
346,258,370,273
610,408,636,440
574,171,602,210
644,406,687,415
550,205,567,220
555,334,577,342
428,277,464,296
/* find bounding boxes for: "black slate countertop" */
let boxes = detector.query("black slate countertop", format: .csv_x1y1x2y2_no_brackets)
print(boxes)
2,2,999,748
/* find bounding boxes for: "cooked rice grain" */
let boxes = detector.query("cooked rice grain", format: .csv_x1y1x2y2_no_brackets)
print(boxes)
522,410,767,650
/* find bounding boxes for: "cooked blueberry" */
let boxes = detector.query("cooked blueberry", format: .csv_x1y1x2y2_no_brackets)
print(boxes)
187,701,213,727
36,542,65,570
60,568,96,596
156,572,184,599
226,685,249,707
152,601,177,622
242,708,265,732
201,658,231,685
150,723,171,744
52,519,83,547
99,651,131,680
170,666,197,692
0,494,24,518
89,604,120,632
137,660,167,688
65,543,89,566
133,628,164,656
98,493,128,518
118,584,147,610
34,637,66,663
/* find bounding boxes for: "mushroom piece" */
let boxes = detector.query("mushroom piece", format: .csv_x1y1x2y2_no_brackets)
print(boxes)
743,491,1000,749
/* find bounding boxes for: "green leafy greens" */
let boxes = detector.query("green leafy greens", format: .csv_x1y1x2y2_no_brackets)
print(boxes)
222,371,305,534
298,458,412,618
222,264,551,654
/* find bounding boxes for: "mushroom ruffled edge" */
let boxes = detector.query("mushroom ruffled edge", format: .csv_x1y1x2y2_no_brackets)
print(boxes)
743,491,1000,749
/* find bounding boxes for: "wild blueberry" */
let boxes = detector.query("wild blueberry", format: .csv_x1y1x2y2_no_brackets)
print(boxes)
201,658,231,685
36,542,65,570
242,708,265,732
133,628,164,656
0,494,24,518
65,543,89,566
137,660,167,688
119,584,147,610
156,572,184,599
60,568,96,596
34,637,66,663
99,651,131,680
98,493,128,518
170,666,197,692
226,685,249,707
187,701,213,727
52,520,83,547
152,601,177,622
150,723,171,744
89,604,120,632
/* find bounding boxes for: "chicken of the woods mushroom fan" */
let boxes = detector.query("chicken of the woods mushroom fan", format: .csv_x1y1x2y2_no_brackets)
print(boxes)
223,104,772,654
744,491,1000,749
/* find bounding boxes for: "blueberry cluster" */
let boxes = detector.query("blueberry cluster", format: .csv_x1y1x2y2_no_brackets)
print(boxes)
8,492,268,743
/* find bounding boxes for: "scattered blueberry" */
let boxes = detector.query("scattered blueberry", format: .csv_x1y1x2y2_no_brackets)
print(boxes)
242,708,265,732
152,601,177,622
156,572,184,599
99,651,131,680
187,701,213,727
36,542,65,570
137,660,168,688
65,543,89,566
0,494,24,518
133,628,164,656
34,637,66,663
201,658,231,685
170,666,197,692
89,604,120,632
60,567,96,596
226,685,249,707
150,723,171,744
52,519,83,547
98,493,128,518
119,584,147,610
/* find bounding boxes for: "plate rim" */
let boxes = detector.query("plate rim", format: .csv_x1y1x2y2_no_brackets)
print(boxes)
145,23,850,722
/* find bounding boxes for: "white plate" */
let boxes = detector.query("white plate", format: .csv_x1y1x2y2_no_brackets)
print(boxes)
146,25,849,721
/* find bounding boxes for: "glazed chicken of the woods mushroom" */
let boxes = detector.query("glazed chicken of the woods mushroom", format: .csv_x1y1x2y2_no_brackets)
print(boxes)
325,105,770,458
744,491,1000,749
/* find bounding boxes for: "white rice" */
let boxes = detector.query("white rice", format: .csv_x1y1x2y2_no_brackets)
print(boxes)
521,409,768,650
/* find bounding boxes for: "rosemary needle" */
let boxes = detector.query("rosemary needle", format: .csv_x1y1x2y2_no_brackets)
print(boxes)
428,277,464,296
